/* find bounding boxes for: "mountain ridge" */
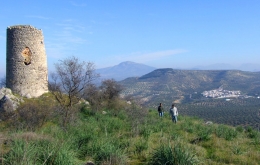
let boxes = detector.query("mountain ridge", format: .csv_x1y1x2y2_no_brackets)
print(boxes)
119,68,260,107
96,61,156,81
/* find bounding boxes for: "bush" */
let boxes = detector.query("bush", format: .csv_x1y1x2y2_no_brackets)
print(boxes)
247,130,260,139
87,139,127,165
215,125,238,141
9,97,54,131
134,138,148,155
124,102,148,136
148,143,198,165
3,137,77,165
181,121,195,133
236,126,244,133
139,125,152,140
197,126,213,141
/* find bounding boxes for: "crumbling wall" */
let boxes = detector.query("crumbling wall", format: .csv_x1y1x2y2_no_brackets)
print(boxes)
6,25,48,98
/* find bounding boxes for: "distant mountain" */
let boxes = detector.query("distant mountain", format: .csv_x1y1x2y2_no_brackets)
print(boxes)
96,61,156,81
192,63,235,70
119,68,260,107
190,63,260,72
238,63,260,72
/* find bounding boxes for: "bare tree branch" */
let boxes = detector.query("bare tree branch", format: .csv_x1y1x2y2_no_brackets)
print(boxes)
49,56,99,127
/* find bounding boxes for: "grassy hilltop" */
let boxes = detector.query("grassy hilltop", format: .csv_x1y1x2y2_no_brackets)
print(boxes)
0,94,259,165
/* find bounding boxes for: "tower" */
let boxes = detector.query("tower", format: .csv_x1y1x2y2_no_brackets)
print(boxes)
6,25,48,98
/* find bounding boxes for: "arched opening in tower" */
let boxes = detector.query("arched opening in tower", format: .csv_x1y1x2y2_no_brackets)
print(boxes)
21,47,32,65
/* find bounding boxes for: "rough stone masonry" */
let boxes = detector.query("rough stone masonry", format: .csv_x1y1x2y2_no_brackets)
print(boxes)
6,25,48,98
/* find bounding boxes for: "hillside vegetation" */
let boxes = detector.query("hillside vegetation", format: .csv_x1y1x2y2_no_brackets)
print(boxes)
120,69,260,107
0,94,260,165
180,98,260,130
119,69,260,130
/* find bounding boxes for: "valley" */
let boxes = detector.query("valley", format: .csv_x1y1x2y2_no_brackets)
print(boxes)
119,68,260,129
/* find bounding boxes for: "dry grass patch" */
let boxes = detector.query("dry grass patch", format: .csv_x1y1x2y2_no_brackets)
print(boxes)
12,132,52,142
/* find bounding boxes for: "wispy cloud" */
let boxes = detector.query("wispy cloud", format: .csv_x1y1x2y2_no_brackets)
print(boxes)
26,15,50,20
115,49,188,63
55,22,88,44
45,20,90,60
56,22,86,33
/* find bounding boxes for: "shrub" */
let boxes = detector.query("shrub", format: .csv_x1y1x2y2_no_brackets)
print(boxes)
9,97,54,131
148,143,198,165
247,130,260,139
197,126,213,141
124,103,148,136
134,138,148,155
245,126,253,133
3,138,76,165
86,139,127,165
139,125,152,140
236,126,244,133
215,125,238,141
181,120,195,133
231,145,243,155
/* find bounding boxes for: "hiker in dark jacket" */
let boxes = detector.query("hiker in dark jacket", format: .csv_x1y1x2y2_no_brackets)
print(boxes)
158,103,164,117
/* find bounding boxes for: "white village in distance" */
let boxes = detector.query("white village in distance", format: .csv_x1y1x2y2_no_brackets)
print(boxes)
202,87,260,99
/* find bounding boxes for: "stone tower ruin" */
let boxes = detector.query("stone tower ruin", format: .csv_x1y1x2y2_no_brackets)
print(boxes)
6,25,48,98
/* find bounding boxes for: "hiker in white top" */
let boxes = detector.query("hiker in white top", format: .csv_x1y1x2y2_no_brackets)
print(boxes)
169,104,178,123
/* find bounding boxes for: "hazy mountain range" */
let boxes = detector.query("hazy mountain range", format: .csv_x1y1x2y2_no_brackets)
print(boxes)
191,63,260,71
96,61,260,81
118,68,260,107
96,62,260,104
96,61,156,81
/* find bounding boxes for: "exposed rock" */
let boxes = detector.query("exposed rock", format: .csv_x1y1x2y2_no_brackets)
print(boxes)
205,121,213,125
78,99,89,105
84,161,95,165
0,88,23,112
126,101,132,104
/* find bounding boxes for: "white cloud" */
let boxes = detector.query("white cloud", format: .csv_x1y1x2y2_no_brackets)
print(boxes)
56,22,86,33
45,20,91,61
54,23,87,44
25,15,50,20
115,49,188,63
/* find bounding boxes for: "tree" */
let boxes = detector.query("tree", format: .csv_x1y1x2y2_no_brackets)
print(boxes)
84,83,103,112
83,79,124,113
100,79,123,100
49,56,99,126
100,79,123,110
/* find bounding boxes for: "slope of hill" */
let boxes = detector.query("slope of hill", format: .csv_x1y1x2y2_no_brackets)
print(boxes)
96,61,156,81
1,94,260,164
119,68,260,107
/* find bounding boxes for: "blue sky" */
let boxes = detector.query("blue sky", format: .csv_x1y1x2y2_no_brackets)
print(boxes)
0,0,260,77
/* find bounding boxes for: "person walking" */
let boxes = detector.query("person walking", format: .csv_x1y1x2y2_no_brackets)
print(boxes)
169,104,178,123
158,103,164,117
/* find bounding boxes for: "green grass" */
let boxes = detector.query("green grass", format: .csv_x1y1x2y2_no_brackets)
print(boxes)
0,101,260,165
